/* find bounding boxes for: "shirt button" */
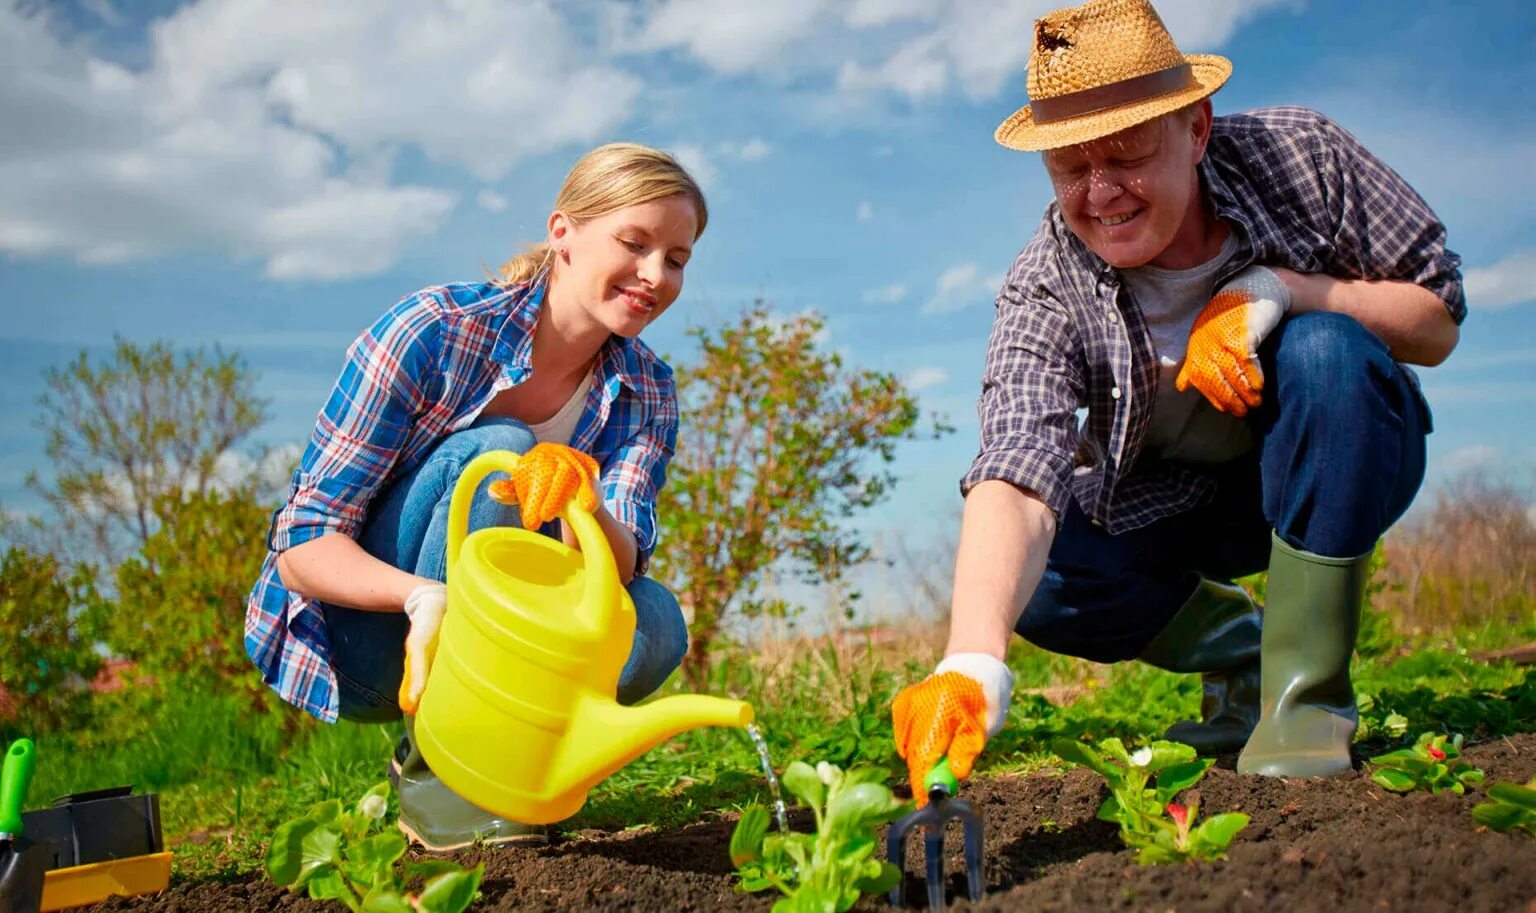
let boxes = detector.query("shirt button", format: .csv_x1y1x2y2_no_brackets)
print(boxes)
1111,386,1122,400
1107,310,1120,324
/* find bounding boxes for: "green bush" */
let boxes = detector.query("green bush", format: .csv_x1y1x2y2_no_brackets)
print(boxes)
0,546,102,739
88,486,277,727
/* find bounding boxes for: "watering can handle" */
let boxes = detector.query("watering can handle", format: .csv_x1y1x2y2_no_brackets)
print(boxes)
447,449,619,625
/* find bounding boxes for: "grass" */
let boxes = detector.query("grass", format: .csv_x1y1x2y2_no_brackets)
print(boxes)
16,616,1535,886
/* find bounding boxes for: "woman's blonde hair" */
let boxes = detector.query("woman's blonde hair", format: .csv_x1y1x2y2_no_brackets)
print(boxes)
497,142,708,287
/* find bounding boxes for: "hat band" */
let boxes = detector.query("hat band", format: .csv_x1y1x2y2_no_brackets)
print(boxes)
1030,63,1195,125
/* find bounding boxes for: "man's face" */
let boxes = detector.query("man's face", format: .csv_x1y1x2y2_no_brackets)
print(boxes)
1041,104,1210,269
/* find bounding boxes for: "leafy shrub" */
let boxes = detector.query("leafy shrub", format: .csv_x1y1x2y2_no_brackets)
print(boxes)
1369,732,1485,795
1050,737,1248,865
1471,775,1536,837
266,781,483,912
730,760,909,912
0,547,101,738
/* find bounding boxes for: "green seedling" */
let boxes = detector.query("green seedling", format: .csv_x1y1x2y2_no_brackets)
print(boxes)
730,760,911,912
1369,732,1485,795
1050,737,1248,865
1471,774,1536,837
265,781,484,913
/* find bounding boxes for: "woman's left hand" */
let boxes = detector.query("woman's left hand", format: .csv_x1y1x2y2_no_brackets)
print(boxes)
487,442,601,529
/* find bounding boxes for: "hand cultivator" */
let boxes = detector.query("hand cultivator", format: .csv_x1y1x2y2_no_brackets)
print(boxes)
886,758,984,911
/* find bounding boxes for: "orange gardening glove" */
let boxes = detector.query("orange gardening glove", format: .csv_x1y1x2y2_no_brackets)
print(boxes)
397,583,447,715
1175,265,1291,417
486,442,601,529
891,654,1013,806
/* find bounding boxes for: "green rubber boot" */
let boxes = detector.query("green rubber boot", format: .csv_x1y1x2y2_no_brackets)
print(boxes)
389,717,548,853
1139,577,1263,755
1237,532,1370,778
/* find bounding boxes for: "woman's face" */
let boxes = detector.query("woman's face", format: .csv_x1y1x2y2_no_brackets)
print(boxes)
548,194,699,338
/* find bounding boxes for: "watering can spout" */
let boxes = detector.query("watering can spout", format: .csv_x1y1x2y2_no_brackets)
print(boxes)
550,693,755,800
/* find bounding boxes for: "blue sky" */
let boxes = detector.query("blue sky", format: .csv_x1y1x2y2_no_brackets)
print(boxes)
3,0,1534,588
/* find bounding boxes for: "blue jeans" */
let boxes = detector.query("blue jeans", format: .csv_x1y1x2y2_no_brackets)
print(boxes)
322,417,689,723
1017,313,1429,663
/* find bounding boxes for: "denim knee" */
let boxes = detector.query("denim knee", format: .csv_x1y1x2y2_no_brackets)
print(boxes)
616,577,689,705
1268,313,1390,406
425,416,537,467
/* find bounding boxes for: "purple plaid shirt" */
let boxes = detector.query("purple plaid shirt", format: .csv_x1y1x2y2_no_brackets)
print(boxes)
962,106,1465,533
245,280,679,722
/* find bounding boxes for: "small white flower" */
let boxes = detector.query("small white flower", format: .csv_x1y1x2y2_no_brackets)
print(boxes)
359,794,387,821
1129,747,1153,768
816,761,837,785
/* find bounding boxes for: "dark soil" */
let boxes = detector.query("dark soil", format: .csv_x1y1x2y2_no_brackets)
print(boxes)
90,733,1536,913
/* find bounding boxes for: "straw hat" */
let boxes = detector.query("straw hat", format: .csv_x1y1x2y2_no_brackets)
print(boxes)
995,0,1232,152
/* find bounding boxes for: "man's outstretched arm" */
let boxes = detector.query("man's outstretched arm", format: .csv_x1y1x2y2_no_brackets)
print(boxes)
944,479,1057,660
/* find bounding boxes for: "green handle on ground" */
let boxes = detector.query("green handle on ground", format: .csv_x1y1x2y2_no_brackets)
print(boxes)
0,738,36,838
924,756,958,797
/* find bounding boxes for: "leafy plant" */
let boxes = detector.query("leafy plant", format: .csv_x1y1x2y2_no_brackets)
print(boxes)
1050,737,1248,864
1368,732,1485,795
730,760,911,912
1471,774,1536,837
266,781,483,913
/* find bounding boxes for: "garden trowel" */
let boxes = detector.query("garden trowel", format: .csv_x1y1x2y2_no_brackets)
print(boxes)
0,739,46,913
886,757,983,911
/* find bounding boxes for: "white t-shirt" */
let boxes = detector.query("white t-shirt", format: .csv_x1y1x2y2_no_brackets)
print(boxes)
1120,233,1254,465
529,370,594,446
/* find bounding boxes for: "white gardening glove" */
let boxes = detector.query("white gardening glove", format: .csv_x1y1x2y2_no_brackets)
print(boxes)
1176,265,1292,417
891,652,1014,804
397,583,447,715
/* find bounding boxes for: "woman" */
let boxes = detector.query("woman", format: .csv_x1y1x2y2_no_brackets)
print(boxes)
245,143,706,851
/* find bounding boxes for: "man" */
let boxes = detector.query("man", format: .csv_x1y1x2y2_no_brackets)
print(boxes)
891,0,1462,796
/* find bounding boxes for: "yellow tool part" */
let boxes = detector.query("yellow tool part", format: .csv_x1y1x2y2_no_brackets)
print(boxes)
40,852,172,911
414,450,753,824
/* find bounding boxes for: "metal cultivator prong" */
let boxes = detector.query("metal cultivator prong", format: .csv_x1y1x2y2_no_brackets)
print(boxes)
886,758,984,911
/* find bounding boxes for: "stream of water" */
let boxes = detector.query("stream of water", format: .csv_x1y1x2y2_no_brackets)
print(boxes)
744,722,788,832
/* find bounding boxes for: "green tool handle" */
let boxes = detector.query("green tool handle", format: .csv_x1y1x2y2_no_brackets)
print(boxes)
923,756,959,798
0,738,36,837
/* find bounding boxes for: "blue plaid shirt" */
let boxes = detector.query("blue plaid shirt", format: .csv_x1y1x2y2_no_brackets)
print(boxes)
963,106,1465,532
245,280,679,722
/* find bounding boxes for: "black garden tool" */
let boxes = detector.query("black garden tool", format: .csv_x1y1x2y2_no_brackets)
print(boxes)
886,757,983,911
0,739,46,913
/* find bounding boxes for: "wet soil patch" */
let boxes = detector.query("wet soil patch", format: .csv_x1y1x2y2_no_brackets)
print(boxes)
89,733,1536,913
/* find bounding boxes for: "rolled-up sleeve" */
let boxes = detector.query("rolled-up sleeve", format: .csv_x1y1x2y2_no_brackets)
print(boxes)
603,377,679,574
268,295,441,552
960,259,1086,522
1314,114,1466,323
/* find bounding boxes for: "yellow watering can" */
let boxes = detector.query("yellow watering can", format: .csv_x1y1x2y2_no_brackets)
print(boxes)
413,449,754,825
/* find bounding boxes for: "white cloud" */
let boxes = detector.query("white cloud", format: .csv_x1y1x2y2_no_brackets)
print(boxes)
1463,249,1536,310
669,144,720,190
477,190,508,213
733,138,773,161
863,282,907,304
924,263,1005,315
639,0,833,74
837,0,1296,104
838,33,949,100
0,1,641,279
1436,445,1501,476
905,366,948,391
857,201,874,222
845,0,934,28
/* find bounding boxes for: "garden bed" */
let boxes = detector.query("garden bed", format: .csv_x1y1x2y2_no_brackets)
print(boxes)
90,732,1536,913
